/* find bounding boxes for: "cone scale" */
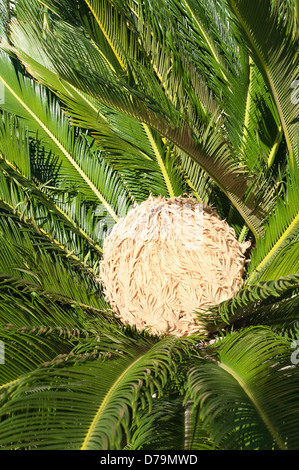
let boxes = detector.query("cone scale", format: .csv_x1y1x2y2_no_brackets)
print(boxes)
100,196,250,337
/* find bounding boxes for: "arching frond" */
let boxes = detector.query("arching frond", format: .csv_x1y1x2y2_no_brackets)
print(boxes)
201,274,299,334
5,0,272,236
0,0,297,452
185,327,299,450
247,158,299,282
0,335,185,450
227,0,299,165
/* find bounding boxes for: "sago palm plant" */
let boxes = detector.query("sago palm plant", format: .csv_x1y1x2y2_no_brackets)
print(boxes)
0,0,298,450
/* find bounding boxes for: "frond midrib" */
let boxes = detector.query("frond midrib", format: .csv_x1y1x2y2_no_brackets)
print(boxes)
228,0,296,165
80,354,144,450
0,71,118,222
218,360,287,449
248,208,299,282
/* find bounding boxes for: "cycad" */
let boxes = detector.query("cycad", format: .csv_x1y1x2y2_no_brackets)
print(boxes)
0,0,298,450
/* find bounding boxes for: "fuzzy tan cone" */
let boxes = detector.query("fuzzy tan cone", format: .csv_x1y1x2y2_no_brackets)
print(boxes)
100,196,250,337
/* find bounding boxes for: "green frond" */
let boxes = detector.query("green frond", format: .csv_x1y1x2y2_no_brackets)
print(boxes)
0,335,183,450
7,1,270,235
0,211,110,313
128,388,215,450
0,52,124,222
6,20,186,201
0,325,76,391
178,151,213,204
247,159,299,282
0,0,297,452
227,0,299,165
202,274,299,334
0,113,108,261
185,327,299,449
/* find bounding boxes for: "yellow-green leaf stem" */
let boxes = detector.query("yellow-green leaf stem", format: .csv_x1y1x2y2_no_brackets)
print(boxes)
1,151,103,255
0,75,118,223
80,355,143,450
241,56,254,147
219,361,287,450
229,0,294,167
248,210,299,282
267,125,283,168
143,123,175,197
84,0,126,72
0,196,95,273
184,0,228,84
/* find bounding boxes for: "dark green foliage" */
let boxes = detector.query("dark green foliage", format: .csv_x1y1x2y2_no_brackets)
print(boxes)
0,0,298,450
